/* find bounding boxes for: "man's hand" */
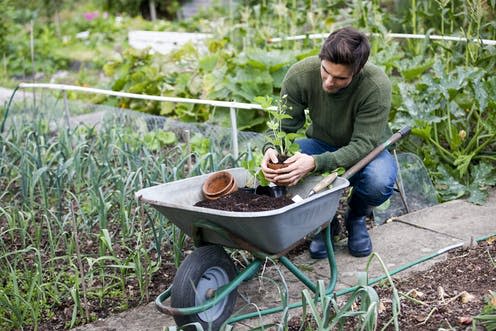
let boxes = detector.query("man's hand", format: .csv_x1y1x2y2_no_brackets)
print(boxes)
261,149,316,186
260,148,280,183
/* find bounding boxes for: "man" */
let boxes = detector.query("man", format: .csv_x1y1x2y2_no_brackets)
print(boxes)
261,27,397,258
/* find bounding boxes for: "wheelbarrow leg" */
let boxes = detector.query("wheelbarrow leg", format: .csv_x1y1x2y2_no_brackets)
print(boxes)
323,224,338,295
278,225,338,295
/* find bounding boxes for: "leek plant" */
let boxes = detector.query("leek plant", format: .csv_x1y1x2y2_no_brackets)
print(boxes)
0,107,244,329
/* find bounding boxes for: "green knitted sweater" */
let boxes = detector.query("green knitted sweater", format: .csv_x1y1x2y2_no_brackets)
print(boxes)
280,56,392,172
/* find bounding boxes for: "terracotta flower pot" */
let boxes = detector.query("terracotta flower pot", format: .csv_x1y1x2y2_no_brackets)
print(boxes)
267,155,291,186
202,171,238,200
267,155,291,171
267,162,290,170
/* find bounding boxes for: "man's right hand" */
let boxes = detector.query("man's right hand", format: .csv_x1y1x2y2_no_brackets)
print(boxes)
260,148,280,182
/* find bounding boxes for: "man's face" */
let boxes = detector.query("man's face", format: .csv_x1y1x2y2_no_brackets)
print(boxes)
320,60,353,94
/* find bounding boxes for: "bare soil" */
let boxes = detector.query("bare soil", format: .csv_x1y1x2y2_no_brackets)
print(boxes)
194,188,294,211
374,238,496,330
285,239,496,331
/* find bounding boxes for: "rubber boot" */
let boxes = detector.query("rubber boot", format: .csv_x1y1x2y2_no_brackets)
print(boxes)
309,216,340,259
345,193,373,257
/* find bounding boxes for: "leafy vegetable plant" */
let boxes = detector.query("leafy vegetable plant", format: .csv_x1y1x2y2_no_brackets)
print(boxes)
254,94,300,158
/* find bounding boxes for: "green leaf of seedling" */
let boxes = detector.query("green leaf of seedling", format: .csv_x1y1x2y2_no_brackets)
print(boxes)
447,100,466,118
447,124,465,152
190,134,211,155
236,109,266,131
467,162,496,205
143,133,160,151
454,92,474,110
412,126,432,140
474,79,489,111
169,42,198,62
256,171,270,187
100,229,113,254
112,77,127,91
453,152,474,178
397,57,434,81
267,121,279,131
160,102,175,115
467,187,488,205
175,103,197,121
127,81,148,94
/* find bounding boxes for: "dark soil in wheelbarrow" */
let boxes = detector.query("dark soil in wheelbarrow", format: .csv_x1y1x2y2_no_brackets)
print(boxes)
194,189,295,212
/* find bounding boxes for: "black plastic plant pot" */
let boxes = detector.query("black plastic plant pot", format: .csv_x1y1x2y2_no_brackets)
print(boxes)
238,187,256,194
255,185,287,198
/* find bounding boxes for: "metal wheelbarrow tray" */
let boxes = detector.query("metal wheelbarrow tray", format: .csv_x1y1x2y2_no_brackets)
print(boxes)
136,167,349,254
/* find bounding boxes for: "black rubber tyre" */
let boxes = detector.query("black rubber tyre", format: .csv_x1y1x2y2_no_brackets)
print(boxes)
171,245,237,330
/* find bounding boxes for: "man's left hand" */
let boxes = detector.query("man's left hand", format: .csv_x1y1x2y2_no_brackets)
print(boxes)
273,152,316,186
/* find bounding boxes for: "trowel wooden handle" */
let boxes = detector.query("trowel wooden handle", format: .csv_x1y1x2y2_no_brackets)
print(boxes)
309,172,338,196
343,126,411,179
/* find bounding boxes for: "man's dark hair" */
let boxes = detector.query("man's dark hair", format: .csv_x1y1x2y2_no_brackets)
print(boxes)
318,27,370,76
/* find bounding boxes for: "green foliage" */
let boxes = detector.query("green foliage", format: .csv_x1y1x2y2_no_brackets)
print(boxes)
1,2,496,329
143,130,177,151
239,148,266,188
102,0,184,20
391,59,496,202
290,252,401,331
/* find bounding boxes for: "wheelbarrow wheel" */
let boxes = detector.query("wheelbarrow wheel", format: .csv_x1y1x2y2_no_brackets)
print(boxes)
171,245,237,330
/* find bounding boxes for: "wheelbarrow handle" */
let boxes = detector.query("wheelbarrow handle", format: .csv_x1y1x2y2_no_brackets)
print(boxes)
342,126,411,180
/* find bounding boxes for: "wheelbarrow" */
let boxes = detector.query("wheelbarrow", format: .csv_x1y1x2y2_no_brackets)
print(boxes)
135,127,411,330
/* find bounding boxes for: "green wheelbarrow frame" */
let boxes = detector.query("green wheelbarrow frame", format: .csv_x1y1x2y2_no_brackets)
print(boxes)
154,220,338,322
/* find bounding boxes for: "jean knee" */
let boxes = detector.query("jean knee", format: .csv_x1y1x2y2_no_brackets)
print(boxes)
352,151,397,206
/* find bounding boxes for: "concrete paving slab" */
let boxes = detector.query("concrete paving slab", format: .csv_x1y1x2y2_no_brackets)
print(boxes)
396,194,496,242
74,301,172,331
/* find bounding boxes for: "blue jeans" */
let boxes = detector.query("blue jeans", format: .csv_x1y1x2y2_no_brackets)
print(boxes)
297,138,397,206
